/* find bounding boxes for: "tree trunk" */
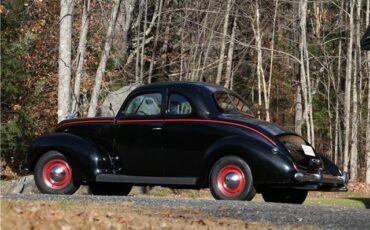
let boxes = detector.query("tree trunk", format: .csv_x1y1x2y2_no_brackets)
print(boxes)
295,85,303,135
58,0,74,122
160,1,172,79
334,97,340,164
253,0,269,121
148,0,163,83
267,0,279,121
224,16,237,89
200,16,217,81
335,0,344,166
313,0,321,39
350,48,359,181
299,0,312,144
294,1,302,135
140,0,148,83
117,0,135,64
215,0,232,85
71,0,90,117
350,0,362,181
135,0,144,83
343,0,355,173
365,0,370,184
87,0,121,117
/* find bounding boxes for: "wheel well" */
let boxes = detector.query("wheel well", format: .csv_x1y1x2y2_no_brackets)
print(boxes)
29,148,70,172
201,152,255,187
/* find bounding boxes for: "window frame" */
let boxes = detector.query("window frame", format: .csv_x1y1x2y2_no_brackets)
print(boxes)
165,92,195,117
121,91,164,119
213,91,253,117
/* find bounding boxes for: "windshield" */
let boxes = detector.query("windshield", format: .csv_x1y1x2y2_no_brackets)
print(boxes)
214,92,253,116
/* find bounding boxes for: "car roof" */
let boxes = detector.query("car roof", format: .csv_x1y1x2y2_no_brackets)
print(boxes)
134,81,229,93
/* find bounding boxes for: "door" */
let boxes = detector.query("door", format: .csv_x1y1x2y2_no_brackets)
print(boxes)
114,92,164,176
162,93,221,177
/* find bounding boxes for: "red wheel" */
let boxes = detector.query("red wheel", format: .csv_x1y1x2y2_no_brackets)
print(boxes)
34,151,80,194
210,156,255,200
42,159,72,190
217,165,246,198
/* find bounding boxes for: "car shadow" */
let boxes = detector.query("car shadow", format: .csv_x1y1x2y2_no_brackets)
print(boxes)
348,197,370,209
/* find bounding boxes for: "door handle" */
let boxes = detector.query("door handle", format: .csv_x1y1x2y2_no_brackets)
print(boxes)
152,127,162,130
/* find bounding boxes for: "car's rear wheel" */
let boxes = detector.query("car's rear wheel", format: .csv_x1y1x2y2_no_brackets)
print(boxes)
89,182,133,196
261,188,308,204
34,151,80,194
209,156,255,200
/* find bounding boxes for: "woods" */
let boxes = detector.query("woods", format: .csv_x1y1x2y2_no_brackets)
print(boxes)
1,0,370,183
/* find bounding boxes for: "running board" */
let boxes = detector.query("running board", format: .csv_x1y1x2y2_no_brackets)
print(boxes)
96,174,197,185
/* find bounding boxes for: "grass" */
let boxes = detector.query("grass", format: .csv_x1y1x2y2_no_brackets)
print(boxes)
305,197,370,209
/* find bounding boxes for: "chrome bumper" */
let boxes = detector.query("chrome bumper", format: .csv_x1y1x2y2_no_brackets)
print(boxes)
294,171,348,191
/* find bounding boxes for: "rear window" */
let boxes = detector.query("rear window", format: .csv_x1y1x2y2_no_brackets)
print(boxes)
214,92,252,116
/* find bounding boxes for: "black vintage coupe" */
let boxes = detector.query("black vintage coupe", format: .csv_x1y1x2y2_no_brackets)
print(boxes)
28,82,348,203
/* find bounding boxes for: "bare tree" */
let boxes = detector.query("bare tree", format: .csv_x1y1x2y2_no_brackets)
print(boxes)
365,0,370,184
87,0,121,117
117,0,136,64
350,0,363,181
299,0,314,145
139,0,148,83
71,0,91,117
224,16,237,89
334,0,345,165
58,0,75,122
343,0,355,173
148,0,164,83
215,0,232,85
267,0,279,122
135,0,144,83
252,0,270,121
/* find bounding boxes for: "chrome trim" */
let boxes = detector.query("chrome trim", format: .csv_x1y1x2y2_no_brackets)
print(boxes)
50,166,66,182
294,171,349,186
224,172,241,190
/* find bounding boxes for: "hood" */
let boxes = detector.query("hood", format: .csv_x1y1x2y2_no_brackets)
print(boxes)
219,113,293,136
56,117,114,131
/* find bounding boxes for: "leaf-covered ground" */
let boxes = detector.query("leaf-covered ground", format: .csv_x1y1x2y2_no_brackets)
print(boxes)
0,200,319,230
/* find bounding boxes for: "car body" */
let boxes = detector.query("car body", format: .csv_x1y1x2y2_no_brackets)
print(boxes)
361,25,370,50
28,82,348,203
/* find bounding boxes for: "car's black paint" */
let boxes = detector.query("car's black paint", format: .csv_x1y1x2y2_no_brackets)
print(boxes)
28,132,113,181
28,82,347,193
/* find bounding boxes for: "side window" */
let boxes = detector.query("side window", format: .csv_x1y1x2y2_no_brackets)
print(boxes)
168,94,192,115
125,93,162,116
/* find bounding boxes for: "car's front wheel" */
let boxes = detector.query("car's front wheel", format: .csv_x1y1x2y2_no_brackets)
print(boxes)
88,182,133,196
209,156,256,200
261,188,308,204
34,151,80,194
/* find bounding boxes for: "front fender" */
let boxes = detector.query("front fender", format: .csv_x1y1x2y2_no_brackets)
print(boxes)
27,132,113,181
200,135,295,186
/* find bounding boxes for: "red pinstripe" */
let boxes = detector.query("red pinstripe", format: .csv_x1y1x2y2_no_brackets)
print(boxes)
57,118,276,146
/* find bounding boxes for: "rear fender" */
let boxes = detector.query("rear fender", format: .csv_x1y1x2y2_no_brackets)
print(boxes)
200,135,295,186
27,133,113,181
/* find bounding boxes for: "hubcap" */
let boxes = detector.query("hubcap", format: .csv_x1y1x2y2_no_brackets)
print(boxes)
42,159,72,190
224,172,241,190
217,165,246,197
49,166,66,182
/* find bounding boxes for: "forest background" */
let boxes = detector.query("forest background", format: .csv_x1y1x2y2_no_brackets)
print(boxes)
1,0,370,183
